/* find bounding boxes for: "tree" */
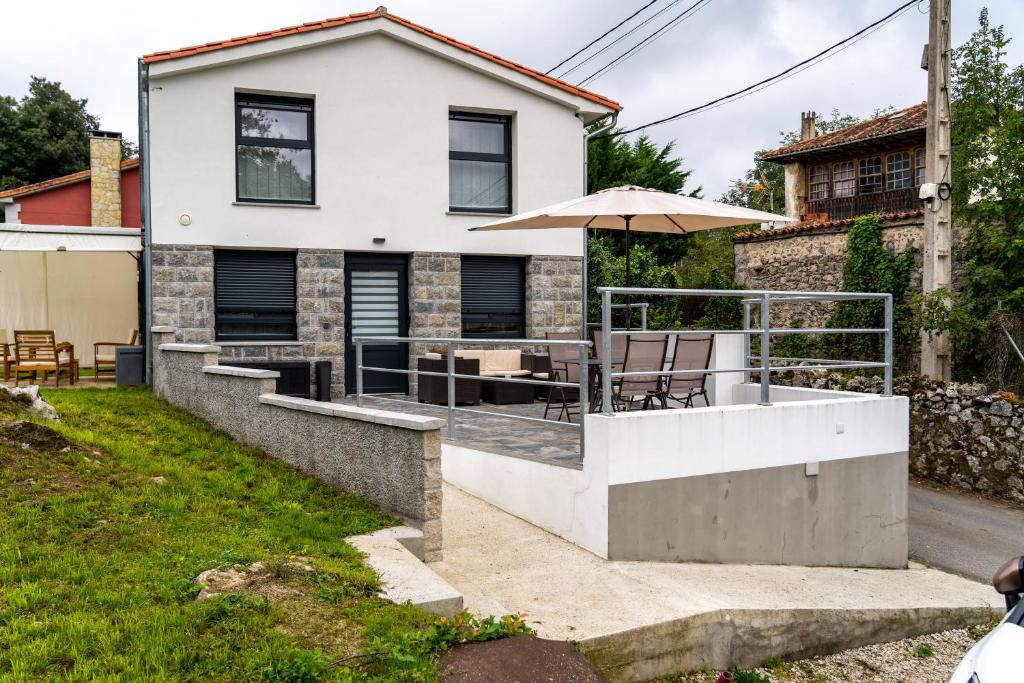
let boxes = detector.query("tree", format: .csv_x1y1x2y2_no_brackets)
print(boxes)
585,129,742,327
0,77,105,190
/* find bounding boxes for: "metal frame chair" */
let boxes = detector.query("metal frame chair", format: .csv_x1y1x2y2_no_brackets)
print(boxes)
617,334,668,411
661,334,714,408
543,331,581,422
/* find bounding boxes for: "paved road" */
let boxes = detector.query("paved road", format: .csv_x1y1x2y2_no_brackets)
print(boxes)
910,481,1024,584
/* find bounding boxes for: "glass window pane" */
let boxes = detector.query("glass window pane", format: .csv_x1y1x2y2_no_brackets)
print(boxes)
833,162,855,197
915,148,927,186
450,159,508,210
237,146,312,202
240,107,309,141
859,157,882,194
450,118,506,155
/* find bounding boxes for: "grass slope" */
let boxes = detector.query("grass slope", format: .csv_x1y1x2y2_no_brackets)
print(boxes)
0,387,441,682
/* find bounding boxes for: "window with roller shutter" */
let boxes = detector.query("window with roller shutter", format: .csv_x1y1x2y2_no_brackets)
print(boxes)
461,255,525,339
214,250,297,341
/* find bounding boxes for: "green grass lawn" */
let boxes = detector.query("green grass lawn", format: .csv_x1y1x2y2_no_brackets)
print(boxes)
0,387,524,682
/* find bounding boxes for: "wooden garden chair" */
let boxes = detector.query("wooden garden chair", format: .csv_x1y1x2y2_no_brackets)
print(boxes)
94,329,139,380
0,329,13,382
13,330,76,387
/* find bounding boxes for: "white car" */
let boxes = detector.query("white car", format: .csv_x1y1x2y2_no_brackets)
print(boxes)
949,557,1024,683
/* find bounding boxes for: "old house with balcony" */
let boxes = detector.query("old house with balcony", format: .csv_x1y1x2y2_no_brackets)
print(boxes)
733,103,928,330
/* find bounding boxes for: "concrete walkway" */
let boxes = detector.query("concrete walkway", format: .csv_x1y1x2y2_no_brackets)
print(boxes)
432,484,1002,682
910,480,1024,584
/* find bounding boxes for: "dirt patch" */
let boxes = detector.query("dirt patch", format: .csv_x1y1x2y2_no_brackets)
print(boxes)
195,560,314,601
439,635,607,683
0,420,76,453
0,419,98,495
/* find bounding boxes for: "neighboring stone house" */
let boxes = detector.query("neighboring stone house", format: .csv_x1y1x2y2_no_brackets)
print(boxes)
140,8,619,398
733,104,929,329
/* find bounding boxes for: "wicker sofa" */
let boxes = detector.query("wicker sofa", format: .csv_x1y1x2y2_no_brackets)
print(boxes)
417,355,481,405
454,349,537,405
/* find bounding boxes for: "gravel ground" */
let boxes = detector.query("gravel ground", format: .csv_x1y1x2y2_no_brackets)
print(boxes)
661,625,997,683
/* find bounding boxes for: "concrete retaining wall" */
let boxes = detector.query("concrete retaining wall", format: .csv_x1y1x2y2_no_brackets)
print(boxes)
151,327,444,560
445,384,909,567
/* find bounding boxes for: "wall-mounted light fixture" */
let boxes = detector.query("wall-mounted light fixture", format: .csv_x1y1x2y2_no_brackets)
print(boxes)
372,237,386,245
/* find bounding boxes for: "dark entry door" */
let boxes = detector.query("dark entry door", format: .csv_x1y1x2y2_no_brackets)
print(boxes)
344,253,409,395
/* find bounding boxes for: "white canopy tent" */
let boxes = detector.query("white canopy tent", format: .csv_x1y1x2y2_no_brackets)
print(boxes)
1,223,142,368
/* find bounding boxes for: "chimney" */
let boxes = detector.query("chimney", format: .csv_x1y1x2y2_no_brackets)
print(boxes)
89,131,122,227
800,111,818,141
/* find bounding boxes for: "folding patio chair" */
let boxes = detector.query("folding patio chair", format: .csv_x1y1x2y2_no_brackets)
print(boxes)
543,331,582,423
617,334,668,411
592,328,626,409
660,334,713,408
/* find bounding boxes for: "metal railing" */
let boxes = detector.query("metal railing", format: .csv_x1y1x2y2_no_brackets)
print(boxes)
598,287,893,415
353,336,592,450
586,303,648,331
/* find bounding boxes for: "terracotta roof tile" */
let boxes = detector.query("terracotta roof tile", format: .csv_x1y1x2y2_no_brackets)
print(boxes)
0,157,139,201
142,10,620,111
761,103,926,161
732,210,925,243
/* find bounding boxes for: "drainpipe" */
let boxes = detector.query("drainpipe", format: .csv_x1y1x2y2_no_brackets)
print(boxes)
138,58,154,384
580,110,618,335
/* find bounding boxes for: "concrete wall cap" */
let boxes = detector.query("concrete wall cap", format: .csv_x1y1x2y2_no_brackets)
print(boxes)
258,393,445,431
151,325,176,333
159,342,221,353
203,365,280,379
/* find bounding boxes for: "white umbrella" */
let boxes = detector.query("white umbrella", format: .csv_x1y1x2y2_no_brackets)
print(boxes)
471,184,793,288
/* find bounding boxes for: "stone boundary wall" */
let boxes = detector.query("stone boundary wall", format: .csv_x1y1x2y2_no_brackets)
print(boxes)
151,327,444,561
777,371,1024,505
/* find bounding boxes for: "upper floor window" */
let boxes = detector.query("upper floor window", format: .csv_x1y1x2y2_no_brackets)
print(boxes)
833,161,855,198
886,151,912,190
809,164,830,200
449,112,512,214
915,147,927,186
858,157,882,195
235,94,314,204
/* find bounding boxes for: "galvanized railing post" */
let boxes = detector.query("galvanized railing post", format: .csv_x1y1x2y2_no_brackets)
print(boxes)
640,305,648,331
759,292,771,406
883,294,894,397
446,341,456,440
578,341,589,461
742,302,751,384
355,338,364,407
601,289,614,414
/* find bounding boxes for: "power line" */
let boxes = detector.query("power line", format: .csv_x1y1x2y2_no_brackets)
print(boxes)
577,0,714,87
546,0,663,75
594,0,920,139
555,0,688,79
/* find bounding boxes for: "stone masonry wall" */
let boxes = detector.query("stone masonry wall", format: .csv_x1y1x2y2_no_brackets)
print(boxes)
733,219,924,328
151,245,346,397
526,255,584,338
777,371,1024,505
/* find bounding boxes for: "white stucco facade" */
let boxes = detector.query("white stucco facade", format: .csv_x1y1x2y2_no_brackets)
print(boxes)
145,20,617,255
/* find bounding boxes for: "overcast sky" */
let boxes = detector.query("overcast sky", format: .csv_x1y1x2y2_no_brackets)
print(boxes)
3,0,1022,197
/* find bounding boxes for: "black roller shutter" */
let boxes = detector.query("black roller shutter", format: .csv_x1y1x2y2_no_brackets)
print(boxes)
214,250,297,341
461,256,525,339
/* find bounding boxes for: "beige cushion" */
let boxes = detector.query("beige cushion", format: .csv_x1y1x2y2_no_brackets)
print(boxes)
16,361,58,368
454,350,486,362
532,372,550,380
95,354,116,363
480,369,531,377
424,352,442,360
482,349,521,373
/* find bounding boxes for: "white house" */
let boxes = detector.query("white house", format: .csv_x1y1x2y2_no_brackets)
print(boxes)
140,7,619,396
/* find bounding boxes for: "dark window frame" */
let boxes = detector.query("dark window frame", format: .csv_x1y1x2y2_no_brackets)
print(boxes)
235,93,315,205
460,255,526,339
886,151,913,190
214,249,298,342
858,156,883,195
448,111,513,214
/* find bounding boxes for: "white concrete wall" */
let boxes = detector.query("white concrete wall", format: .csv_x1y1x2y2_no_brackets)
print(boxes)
148,30,597,256
441,442,609,558
442,389,908,560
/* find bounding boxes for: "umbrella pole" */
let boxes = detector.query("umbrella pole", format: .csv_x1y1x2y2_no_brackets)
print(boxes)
624,215,632,330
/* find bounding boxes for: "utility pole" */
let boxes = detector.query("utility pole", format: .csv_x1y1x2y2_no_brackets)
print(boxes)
920,0,953,381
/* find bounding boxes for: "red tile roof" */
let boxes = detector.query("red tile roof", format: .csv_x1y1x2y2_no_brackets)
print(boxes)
0,158,140,200
761,103,927,162
142,9,621,111
732,210,925,243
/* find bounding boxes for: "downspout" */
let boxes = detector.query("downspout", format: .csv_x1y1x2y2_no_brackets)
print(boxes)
138,58,154,383
580,110,618,334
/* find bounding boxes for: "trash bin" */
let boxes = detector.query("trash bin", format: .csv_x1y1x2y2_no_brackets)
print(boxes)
115,345,145,386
